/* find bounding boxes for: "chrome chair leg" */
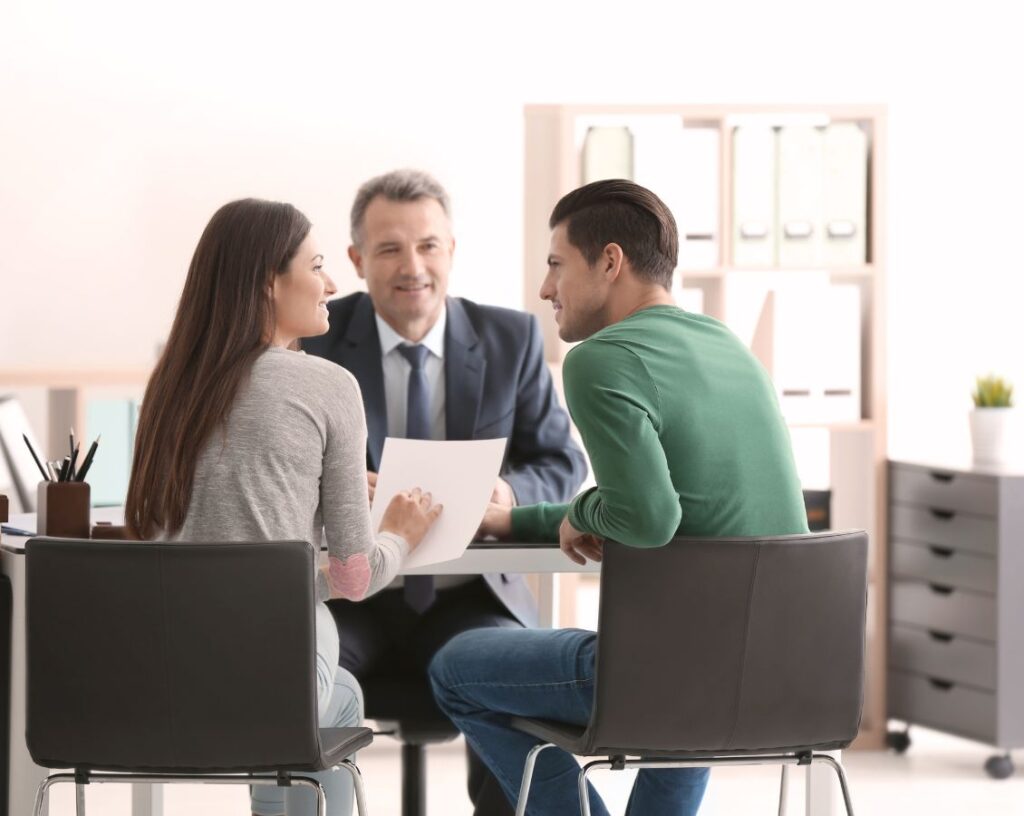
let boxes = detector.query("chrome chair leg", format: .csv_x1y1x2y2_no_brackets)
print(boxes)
340,760,369,816
515,742,555,816
76,782,86,816
778,764,789,815
292,776,327,816
812,754,855,816
33,774,67,816
577,760,610,816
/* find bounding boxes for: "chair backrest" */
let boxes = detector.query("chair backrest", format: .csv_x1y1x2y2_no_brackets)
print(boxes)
586,530,868,755
26,538,322,773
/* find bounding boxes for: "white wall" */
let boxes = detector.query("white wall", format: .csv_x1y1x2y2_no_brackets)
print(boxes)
2,0,1022,461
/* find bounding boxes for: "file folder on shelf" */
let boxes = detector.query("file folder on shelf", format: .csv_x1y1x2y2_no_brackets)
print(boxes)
677,126,720,269
581,126,634,183
777,126,825,267
822,123,868,266
632,117,688,252
751,284,861,424
732,126,776,267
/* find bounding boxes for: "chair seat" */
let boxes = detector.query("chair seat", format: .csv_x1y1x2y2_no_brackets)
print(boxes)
509,717,849,759
316,727,375,770
363,675,459,744
510,717,589,753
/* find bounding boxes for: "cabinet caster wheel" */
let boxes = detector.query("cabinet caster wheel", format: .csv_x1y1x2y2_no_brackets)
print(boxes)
985,754,1014,779
886,729,911,754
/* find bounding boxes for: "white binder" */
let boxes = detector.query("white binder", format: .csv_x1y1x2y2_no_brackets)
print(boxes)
632,117,688,279
732,126,776,267
678,127,720,270
755,284,861,424
821,123,868,267
777,126,824,267
582,126,634,183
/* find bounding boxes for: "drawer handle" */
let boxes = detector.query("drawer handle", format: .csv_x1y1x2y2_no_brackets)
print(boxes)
928,630,954,643
928,678,955,692
929,508,956,521
929,472,955,483
928,583,954,596
928,545,955,558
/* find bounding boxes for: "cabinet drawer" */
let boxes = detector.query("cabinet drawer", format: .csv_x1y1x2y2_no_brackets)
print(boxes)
890,624,996,691
889,670,995,743
889,504,998,557
891,541,996,594
890,580,995,642
890,465,998,517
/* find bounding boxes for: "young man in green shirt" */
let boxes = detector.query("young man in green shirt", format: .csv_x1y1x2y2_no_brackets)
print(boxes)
429,180,809,815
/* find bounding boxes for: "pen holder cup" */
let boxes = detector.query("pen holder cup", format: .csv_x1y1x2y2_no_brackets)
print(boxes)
37,481,91,538
90,522,131,540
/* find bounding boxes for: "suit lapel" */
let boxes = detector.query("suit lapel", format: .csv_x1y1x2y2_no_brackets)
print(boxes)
444,298,486,440
339,295,388,470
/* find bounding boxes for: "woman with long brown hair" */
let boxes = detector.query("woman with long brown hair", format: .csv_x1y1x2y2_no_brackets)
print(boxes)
126,198,440,816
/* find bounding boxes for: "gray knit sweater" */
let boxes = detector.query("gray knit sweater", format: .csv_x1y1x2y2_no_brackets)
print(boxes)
166,347,408,601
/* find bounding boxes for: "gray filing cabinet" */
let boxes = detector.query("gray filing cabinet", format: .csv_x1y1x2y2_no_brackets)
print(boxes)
887,460,1024,778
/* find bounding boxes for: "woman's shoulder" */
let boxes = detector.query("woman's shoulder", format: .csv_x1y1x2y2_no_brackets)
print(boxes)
254,348,361,401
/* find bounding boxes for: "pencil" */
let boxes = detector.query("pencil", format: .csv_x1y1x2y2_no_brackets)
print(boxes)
75,435,101,482
70,442,80,481
22,433,50,482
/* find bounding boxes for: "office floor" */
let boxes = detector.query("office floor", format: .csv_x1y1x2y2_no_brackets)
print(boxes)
43,725,1024,815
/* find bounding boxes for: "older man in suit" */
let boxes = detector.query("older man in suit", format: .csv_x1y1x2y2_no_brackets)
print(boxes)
303,169,586,816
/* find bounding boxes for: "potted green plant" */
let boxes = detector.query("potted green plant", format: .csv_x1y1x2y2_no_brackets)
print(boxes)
970,375,1017,464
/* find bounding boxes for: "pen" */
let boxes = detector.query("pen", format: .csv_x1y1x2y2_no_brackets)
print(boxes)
76,435,101,482
58,456,71,482
69,427,77,480
22,433,50,482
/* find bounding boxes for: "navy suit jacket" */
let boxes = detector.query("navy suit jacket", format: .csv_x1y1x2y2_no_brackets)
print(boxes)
302,292,587,626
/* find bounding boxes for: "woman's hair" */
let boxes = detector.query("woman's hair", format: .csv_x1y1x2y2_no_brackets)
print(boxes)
125,198,311,539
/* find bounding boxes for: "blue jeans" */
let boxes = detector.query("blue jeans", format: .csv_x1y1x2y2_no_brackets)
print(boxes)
251,603,362,816
429,628,709,815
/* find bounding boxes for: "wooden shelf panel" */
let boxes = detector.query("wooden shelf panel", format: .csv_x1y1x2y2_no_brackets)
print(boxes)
0,370,151,388
680,265,876,281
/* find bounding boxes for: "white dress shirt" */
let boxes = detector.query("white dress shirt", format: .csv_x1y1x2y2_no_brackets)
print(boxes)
375,309,447,441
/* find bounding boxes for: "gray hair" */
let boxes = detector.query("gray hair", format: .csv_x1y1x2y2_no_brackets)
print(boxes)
349,169,452,246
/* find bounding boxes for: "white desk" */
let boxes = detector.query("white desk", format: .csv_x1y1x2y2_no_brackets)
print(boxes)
2,509,840,816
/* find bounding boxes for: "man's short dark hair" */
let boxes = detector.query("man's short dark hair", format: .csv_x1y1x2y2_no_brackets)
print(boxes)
549,179,678,289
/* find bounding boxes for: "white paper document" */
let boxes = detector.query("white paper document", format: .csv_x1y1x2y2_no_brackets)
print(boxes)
371,437,508,568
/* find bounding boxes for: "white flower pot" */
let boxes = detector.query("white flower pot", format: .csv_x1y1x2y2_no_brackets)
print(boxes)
969,408,1020,465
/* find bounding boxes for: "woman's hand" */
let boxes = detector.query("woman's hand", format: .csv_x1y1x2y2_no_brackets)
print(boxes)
477,502,512,540
379,487,442,551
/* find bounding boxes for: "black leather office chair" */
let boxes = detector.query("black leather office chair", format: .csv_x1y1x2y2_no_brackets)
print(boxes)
511,530,868,816
24,537,374,816
362,677,459,816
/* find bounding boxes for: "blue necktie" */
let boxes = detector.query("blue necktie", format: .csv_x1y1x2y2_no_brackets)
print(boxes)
397,344,436,613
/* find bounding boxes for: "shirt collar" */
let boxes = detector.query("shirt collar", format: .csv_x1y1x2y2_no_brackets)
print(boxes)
375,306,447,360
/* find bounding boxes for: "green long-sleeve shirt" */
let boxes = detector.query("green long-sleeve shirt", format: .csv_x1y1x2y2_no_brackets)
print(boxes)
511,305,809,545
